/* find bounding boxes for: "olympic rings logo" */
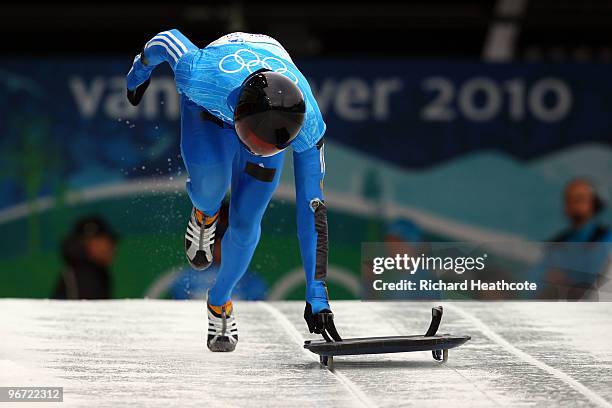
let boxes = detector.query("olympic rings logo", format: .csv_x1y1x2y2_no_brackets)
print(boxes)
218,49,299,84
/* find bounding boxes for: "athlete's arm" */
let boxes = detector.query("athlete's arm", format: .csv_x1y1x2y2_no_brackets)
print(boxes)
293,139,341,339
126,29,197,105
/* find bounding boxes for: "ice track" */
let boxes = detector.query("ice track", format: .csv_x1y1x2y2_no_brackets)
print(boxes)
1,300,611,407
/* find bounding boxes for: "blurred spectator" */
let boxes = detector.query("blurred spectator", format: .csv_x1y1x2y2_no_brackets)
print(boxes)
536,178,611,299
551,178,610,243
53,216,118,299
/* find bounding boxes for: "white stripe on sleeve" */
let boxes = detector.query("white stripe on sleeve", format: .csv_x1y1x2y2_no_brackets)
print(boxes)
153,34,183,58
161,31,188,54
145,41,178,62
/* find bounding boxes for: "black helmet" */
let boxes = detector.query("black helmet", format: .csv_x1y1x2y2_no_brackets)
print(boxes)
234,70,306,157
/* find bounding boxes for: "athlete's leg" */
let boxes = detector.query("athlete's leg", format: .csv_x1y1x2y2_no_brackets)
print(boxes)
180,96,238,269
180,95,237,215
208,146,286,305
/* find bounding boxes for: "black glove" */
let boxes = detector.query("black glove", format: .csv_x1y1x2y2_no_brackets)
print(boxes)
127,77,150,106
304,302,342,342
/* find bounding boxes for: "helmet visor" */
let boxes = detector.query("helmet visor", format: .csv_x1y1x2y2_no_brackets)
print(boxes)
235,110,304,157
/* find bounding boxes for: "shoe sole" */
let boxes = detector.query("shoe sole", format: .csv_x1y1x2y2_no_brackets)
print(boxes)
207,340,237,352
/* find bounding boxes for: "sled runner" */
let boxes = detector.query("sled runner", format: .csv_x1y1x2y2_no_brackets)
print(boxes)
303,306,470,370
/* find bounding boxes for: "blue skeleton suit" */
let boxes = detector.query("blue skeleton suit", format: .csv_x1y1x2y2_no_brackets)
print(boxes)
127,30,330,312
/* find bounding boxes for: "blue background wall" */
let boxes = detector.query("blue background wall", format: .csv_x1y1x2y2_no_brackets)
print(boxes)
1,59,610,297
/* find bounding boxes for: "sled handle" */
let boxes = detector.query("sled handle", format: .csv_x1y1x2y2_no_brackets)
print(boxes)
424,306,443,337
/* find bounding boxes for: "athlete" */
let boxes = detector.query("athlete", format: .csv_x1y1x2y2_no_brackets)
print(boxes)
126,30,341,351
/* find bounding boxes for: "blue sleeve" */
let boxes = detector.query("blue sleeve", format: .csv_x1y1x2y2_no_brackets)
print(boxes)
291,91,327,152
127,29,198,90
293,141,330,313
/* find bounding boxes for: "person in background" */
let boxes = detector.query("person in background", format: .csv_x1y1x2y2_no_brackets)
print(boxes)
537,178,611,299
552,178,611,243
53,216,118,299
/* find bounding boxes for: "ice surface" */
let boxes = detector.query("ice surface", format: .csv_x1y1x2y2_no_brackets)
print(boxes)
1,300,611,407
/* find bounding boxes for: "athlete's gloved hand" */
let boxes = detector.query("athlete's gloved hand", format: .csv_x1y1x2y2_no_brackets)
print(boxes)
304,302,342,342
127,77,150,106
